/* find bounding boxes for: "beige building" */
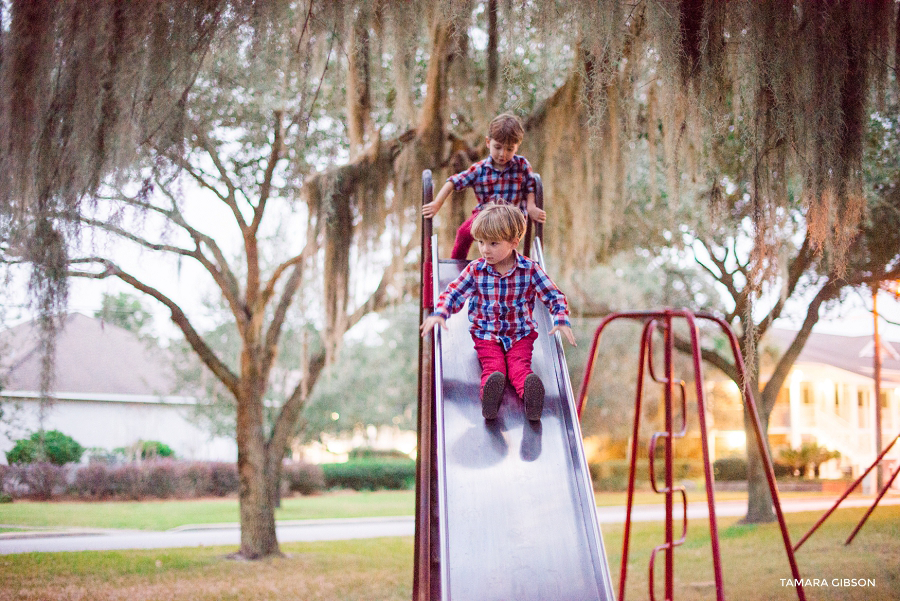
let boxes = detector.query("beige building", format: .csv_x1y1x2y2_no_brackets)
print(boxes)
707,329,900,480
0,313,237,463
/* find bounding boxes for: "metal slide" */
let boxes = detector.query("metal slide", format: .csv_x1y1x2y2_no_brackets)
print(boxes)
421,238,615,601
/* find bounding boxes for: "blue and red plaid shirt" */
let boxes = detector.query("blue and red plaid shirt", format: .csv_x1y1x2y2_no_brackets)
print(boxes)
448,155,536,213
433,252,570,350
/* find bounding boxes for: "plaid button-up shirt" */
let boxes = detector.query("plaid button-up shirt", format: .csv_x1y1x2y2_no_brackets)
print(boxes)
448,155,536,213
432,253,570,350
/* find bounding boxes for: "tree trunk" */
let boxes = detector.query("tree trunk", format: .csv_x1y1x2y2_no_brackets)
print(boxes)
236,354,279,558
267,444,284,510
741,278,836,522
742,366,776,523
523,56,597,279
742,402,776,523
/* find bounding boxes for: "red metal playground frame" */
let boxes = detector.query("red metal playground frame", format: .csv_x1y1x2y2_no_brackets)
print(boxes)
576,310,807,601
793,431,900,550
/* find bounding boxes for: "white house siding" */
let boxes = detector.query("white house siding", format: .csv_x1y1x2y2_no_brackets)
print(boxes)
1,314,237,464
1,393,236,463
784,363,900,478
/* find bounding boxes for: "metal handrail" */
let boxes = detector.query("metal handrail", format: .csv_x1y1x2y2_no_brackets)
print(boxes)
431,232,450,601
523,173,544,256
413,170,435,601
414,167,450,601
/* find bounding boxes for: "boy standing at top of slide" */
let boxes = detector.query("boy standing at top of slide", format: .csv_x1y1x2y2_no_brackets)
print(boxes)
422,113,545,260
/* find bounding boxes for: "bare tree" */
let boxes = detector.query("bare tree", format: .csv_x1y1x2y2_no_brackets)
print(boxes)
65,7,414,559
668,160,900,522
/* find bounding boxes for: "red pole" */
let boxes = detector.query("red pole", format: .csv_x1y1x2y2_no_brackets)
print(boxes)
794,433,899,551
683,313,725,600
845,459,900,545
577,311,665,417
618,319,655,601
663,315,674,601
699,313,806,601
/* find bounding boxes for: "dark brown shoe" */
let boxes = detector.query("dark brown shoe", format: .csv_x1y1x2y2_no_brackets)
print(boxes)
482,371,505,419
523,373,545,421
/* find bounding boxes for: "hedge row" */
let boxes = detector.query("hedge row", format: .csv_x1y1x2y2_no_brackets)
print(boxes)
589,459,707,491
72,461,241,500
323,458,416,491
712,457,793,481
0,458,415,501
588,458,795,490
0,455,805,500
282,462,325,495
0,460,242,501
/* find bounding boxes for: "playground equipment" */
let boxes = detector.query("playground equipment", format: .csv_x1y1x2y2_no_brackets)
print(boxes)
577,311,806,601
414,170,806,600
794,431,900,550
415,170,615,601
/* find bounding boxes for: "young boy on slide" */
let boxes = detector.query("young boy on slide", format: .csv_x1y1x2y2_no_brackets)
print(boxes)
421,204,575,421
422,113,545,260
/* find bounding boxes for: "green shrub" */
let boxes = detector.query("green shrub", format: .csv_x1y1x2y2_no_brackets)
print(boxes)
773,461,793,478
713,457,747,481
711,457,793,481
6,430,84,465
113,440,176,461
141,440,175,459
348,447,411,460
589,459,706,491
282,462,325,495
323,458,416,491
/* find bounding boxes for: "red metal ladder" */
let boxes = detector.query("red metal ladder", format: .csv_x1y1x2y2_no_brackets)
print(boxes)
576,310,807,601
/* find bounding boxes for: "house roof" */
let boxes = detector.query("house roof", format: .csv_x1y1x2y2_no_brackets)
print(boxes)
766,328,900,386
0,313,180,397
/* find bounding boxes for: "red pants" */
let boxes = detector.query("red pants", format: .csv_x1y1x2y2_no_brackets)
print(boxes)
451,211,478,260
472,331,538,398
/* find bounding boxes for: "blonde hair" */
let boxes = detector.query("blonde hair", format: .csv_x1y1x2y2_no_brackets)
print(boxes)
472,204,526,243
488,113,524,145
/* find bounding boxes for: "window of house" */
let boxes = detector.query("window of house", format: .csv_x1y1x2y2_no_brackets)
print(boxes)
801,384,812,404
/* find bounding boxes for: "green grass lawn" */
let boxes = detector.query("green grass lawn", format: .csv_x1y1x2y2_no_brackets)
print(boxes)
1,506,897,600
0,490,415,531
0,538,414,601
609,505,900,601
0,488,842,532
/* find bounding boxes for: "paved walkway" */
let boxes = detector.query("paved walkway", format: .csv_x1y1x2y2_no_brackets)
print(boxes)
2,496,898,555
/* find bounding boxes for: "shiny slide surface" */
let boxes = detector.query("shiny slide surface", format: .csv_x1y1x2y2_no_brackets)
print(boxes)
431,256,615,601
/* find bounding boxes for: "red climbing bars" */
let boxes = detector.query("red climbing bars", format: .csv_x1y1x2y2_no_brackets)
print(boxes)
576,309,806,601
